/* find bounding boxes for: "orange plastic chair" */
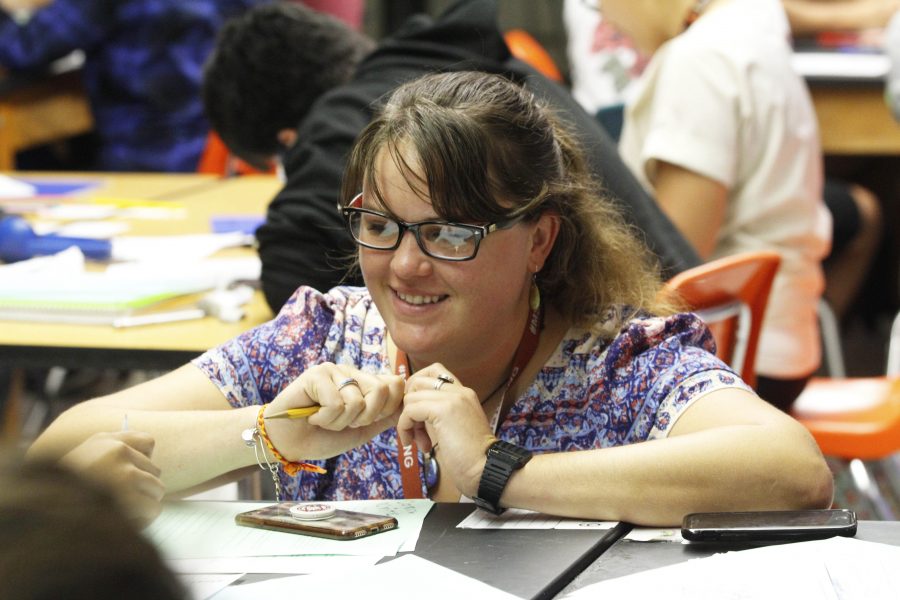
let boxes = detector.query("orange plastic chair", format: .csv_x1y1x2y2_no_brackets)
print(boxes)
196,131,275,176
790,323,900,518
503,29,564,83
791,304,900,461
660,251,781,389
791,378,900,461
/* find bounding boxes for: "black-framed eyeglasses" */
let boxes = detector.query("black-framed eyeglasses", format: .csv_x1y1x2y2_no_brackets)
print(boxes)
341,193,523,261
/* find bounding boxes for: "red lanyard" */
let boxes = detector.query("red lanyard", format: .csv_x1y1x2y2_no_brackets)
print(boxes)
393,301,543,499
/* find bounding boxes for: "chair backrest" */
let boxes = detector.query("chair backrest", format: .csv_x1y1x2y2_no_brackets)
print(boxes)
196,131,275,176
660,251,781,388
503,29,564,83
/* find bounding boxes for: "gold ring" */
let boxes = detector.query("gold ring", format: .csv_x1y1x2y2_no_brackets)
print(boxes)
337,377,360,391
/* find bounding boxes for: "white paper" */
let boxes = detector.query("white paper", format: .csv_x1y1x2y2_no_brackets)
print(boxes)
792,51,890,80
209,554,521,600
144,500,433,560
0,174,36,198
560,536,900,600
457,507,617,530
179,573,243,600
167,555,380,575
54,220,131,239
106,256,262,288
0,246,84,280
623,527,684,542
37,203,117,220
111,232,252,262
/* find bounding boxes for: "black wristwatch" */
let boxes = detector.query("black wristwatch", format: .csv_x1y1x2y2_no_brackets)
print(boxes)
473,440,532,515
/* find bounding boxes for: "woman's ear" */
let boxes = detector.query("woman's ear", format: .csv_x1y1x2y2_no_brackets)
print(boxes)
529,211,561,272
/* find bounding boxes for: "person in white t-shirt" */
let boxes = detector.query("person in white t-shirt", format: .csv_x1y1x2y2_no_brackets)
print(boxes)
568,0,884,331
601,0,831,410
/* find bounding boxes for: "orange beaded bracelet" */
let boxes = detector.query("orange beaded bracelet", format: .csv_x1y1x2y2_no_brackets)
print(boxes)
255,406,327,476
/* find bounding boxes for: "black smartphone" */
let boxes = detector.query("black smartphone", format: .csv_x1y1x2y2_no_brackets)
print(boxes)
681,508,857,542
235,502,398,541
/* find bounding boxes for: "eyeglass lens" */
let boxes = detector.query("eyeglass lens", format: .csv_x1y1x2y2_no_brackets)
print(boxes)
347,211,479,260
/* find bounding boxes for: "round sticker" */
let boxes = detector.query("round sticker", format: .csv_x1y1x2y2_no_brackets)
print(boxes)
289,502,336,521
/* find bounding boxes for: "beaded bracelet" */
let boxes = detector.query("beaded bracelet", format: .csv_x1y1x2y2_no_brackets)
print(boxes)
255,406,327,476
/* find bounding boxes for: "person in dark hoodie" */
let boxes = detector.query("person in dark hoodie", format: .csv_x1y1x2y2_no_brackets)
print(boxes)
202,0,700,312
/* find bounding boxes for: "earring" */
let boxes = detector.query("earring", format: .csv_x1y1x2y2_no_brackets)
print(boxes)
529,275,541,311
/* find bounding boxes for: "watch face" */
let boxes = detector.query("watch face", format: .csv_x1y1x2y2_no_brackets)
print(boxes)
489,440,532,465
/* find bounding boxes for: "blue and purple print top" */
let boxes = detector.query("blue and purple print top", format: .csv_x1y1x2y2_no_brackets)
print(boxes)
193,286,750,500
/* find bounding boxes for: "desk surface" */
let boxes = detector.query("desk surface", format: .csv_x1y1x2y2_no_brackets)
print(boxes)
212,503,627,600
792,44,900,155
559,520,900,595
408,504,627,600
808,82,900,155
0,173,281,370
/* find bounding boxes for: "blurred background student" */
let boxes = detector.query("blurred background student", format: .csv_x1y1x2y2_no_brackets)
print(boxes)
0,451,182,600
564,0,883,327
0,0,265,172
596,0,831,411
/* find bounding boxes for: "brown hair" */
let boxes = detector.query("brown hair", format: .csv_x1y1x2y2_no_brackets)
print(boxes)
341,71,676,327
0,453,185,600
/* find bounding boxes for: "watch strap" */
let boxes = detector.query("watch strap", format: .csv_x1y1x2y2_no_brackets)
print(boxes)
474,440,532,515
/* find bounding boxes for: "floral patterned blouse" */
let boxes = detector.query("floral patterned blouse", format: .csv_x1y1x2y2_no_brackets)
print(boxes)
193,286,750,500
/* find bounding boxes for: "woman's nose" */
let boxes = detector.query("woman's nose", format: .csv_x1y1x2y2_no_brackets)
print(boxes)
390,230,432,277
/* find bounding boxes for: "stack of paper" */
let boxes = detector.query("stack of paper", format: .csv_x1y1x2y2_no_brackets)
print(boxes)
0,247,260,325
144,500,434,600
560,536,900,599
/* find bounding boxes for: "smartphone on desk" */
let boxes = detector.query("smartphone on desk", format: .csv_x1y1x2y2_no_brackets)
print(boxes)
681,509,857,542
235,502,398,541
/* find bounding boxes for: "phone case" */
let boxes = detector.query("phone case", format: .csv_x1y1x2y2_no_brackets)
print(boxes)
681,509,857,542
235,503,398,541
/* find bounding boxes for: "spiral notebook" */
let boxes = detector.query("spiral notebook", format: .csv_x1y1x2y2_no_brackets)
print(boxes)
0,275,206,325
0,247,261,325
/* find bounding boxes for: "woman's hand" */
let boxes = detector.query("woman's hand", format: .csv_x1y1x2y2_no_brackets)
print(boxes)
263,363,405,461
398,363,496,498
59,431,165,529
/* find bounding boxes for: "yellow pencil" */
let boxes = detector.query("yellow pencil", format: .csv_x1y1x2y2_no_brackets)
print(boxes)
263,406,321,420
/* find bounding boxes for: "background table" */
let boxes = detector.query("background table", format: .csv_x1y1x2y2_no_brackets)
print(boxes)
810,82,900,155
0,173,280,439
0,173,279,370
0,67,93,171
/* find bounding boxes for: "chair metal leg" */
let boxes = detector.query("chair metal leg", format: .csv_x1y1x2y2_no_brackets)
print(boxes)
827,457,875,518
886,310,900,376
2,367,26,444
818,299,846,378
872,452,900,517
849,458,897,520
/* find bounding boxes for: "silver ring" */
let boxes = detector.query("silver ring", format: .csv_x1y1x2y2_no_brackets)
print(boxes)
434,373,455,391
337,377,360,391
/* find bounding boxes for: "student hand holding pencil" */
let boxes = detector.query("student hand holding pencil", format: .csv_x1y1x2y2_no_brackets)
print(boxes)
261,362,405,462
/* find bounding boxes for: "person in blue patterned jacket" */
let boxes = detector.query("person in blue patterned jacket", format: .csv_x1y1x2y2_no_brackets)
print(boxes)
0,0,264,171
30,71,833,526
